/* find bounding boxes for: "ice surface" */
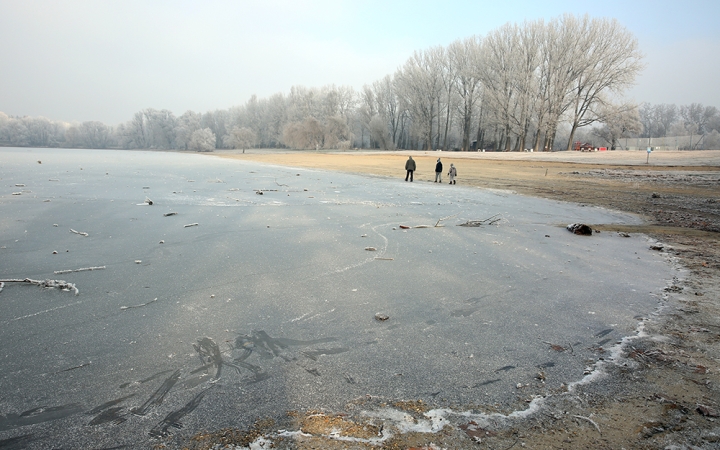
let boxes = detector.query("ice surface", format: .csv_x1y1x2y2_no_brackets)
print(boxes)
0,148,675,447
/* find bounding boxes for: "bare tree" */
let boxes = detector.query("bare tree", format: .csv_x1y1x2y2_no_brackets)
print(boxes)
681,103,719,148
448,36,483,151
395,47,445,150
282,117,324,149
656,104,679,137
563,15,644,150
534,17,579,151
357,84,376,148
323,115,352,149
593,103,643,149
480,23,524,151
2,13,654,155
368,115,391,149
438,46,457,150
373,75,401,148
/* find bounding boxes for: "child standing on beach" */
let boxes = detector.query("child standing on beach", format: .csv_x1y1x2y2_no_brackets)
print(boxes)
448,163,457,184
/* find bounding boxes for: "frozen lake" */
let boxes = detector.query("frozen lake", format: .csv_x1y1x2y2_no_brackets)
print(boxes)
0,148,674,448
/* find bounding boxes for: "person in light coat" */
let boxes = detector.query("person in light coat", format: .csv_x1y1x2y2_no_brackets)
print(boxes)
448,163,457,184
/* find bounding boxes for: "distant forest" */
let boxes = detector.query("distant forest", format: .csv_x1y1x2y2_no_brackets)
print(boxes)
2,14,719,152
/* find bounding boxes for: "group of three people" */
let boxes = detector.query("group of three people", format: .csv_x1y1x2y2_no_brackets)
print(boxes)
404,156,457,184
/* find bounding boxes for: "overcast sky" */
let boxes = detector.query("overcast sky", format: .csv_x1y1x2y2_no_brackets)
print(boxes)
1,0,719,125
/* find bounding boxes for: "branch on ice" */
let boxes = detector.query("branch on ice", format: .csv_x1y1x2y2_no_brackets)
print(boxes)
0,278,79,295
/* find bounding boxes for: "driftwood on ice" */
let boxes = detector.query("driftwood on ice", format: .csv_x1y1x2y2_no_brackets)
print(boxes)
399,213,459,229
457,214,502,227
120,297,158,310
54,266,105,275
0,278,79,295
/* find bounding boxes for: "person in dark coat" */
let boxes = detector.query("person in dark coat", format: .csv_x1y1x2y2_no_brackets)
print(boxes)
405,156,416,182
434,158,443,183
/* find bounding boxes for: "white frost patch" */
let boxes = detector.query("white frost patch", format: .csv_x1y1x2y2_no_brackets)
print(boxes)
4,300,84,325
248,437,273,449
302,308,336,322
568,272,681,393
290,313,309,322
361,407,450,434
276,430,312,439
201,199,229,206
362,407,414,424
231,435,275,449
507,395,546,418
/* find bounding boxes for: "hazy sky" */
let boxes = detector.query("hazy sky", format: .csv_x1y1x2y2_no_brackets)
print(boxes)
2,0,719,125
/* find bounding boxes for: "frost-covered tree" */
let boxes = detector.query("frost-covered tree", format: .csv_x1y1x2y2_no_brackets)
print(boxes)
681,103,719,148
4,118,29,146
562,15,643,150
479,23,520,151
323,114,352,149
355,85,376,148
373,75,401,148
64,124,82,147
593,103,643,149
116,111,149,149
22,116,55,147
448,36,483,151
188,128,216,152
80,121,112,148
0,13,653,153
174,110,202,150
223,126,257,152
282,117,324,149
395,47,445,150
368,115,391,149
201,110,229,149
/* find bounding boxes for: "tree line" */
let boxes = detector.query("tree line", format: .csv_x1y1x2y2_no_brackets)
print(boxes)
1,14,718,152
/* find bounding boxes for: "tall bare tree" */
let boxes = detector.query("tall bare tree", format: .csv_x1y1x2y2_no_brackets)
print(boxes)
448,36,483,151
480,24,514,150
562,15,644,150
373,75,401,148
395,47,445,150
